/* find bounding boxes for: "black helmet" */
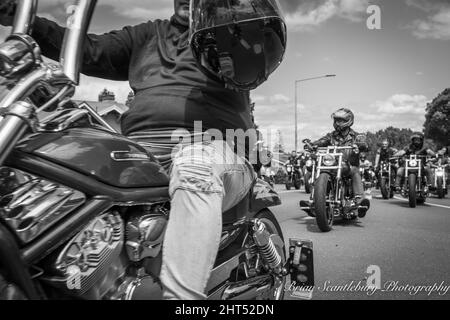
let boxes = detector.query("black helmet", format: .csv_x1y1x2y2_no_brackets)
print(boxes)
332,108,354,131
410,132,424,148
189,0,287,91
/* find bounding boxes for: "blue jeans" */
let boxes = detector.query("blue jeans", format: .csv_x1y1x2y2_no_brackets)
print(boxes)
137,138,255,299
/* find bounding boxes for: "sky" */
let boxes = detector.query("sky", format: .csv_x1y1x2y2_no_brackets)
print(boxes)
1,0,449,151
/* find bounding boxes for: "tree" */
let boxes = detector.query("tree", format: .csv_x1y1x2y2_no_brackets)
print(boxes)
424,88,450,149
364,127,415,161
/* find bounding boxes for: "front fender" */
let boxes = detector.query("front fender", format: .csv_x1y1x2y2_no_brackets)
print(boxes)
250,178,281,213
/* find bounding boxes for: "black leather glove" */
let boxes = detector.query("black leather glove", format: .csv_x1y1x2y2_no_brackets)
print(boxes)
0,0,16,27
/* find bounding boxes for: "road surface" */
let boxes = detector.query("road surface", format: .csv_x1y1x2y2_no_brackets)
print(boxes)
273,184,450,300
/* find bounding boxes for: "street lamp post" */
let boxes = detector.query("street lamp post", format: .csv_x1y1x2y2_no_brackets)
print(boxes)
294,74,336,151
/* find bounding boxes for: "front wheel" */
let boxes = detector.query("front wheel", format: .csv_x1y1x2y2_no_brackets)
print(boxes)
294,173,301,190
408,174,417,208
255,210,286,300
314,173,334,232
304,172,312,194
380,177,389,199
437,177,444,199
285,175,292,190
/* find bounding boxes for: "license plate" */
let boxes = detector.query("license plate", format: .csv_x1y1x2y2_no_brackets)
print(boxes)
288,238,314,300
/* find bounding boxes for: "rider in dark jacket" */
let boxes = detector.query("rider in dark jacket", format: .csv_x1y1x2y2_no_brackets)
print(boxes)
393,133,435,190
374,139,397,171
0,0,277,300
311,108,370,216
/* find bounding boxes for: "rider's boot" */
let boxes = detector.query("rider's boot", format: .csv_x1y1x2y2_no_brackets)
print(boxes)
355,196,370,218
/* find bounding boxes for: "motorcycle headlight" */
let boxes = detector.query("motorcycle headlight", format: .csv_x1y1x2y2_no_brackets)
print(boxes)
436,169,444,177
287,166,292,172
306,160,313,167
323,155,336,167
409,160,418,167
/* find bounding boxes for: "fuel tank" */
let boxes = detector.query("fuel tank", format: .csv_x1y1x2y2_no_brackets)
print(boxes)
15,128,170,188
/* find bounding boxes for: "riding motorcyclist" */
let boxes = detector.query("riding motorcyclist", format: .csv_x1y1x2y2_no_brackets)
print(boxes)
285,150,303,185
0,0,285,300
374,139,398,173
311,108,370,216
393,132,435,191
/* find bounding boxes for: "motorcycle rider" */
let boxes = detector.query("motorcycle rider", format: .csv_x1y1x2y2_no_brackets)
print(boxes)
311,108,370,216
393,133,435,191
374,139,397,175
374,139,397,188
285,150,303,185
0,0,284,300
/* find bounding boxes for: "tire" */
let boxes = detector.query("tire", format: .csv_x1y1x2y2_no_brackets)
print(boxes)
255,209,286,300
285,175,292,190
408,174,417,208
313,173,333,232
380,177,389,200
437,177,444,199
294,174,301,190
304,172,312,194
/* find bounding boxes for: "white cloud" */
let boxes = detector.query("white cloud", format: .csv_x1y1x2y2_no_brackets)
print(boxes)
285,0,370,31
373,94,428,115
353,93,429,133
406,0,450,40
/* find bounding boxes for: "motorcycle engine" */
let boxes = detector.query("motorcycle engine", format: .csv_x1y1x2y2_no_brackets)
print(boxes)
39,205,168,300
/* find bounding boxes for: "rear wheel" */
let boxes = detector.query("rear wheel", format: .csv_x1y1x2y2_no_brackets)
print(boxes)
313,173,334,232
380,177,389,199
408,174,417,208
437,177,444,199
255,210,285,300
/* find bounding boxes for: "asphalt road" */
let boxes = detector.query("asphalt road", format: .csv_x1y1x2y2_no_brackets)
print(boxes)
272,184,450,300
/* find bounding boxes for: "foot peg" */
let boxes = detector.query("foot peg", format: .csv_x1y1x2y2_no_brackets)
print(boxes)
299,200,315,217
287,239,314,300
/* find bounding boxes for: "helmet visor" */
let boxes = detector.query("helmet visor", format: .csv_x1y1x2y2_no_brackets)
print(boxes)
189,0,287,90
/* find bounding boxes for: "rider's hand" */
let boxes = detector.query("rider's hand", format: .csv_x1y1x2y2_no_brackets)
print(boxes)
0,0,16,27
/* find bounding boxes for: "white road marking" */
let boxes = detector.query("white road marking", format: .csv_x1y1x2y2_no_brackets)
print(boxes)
393,196,450,210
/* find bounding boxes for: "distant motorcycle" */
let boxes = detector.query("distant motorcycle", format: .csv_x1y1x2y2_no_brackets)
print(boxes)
429,160,448,199
303,153,315,194
285,162,301,190
360,160,376,194
400,155,429,207
378,157,398,199
300,146,370,232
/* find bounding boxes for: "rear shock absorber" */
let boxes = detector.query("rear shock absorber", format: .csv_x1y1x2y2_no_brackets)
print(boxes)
252,219,282,270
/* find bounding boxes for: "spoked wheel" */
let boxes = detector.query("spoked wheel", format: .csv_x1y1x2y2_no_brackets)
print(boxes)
251,210,286,300
313,173,334,232
408,174,417,208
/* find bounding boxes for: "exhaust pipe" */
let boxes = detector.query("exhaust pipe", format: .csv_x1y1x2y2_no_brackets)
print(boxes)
221,274,274,300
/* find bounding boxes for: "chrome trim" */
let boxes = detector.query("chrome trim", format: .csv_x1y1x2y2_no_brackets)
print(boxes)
0,101,37,165
0,167,86,243
60,0,97,84
11,0,38,35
